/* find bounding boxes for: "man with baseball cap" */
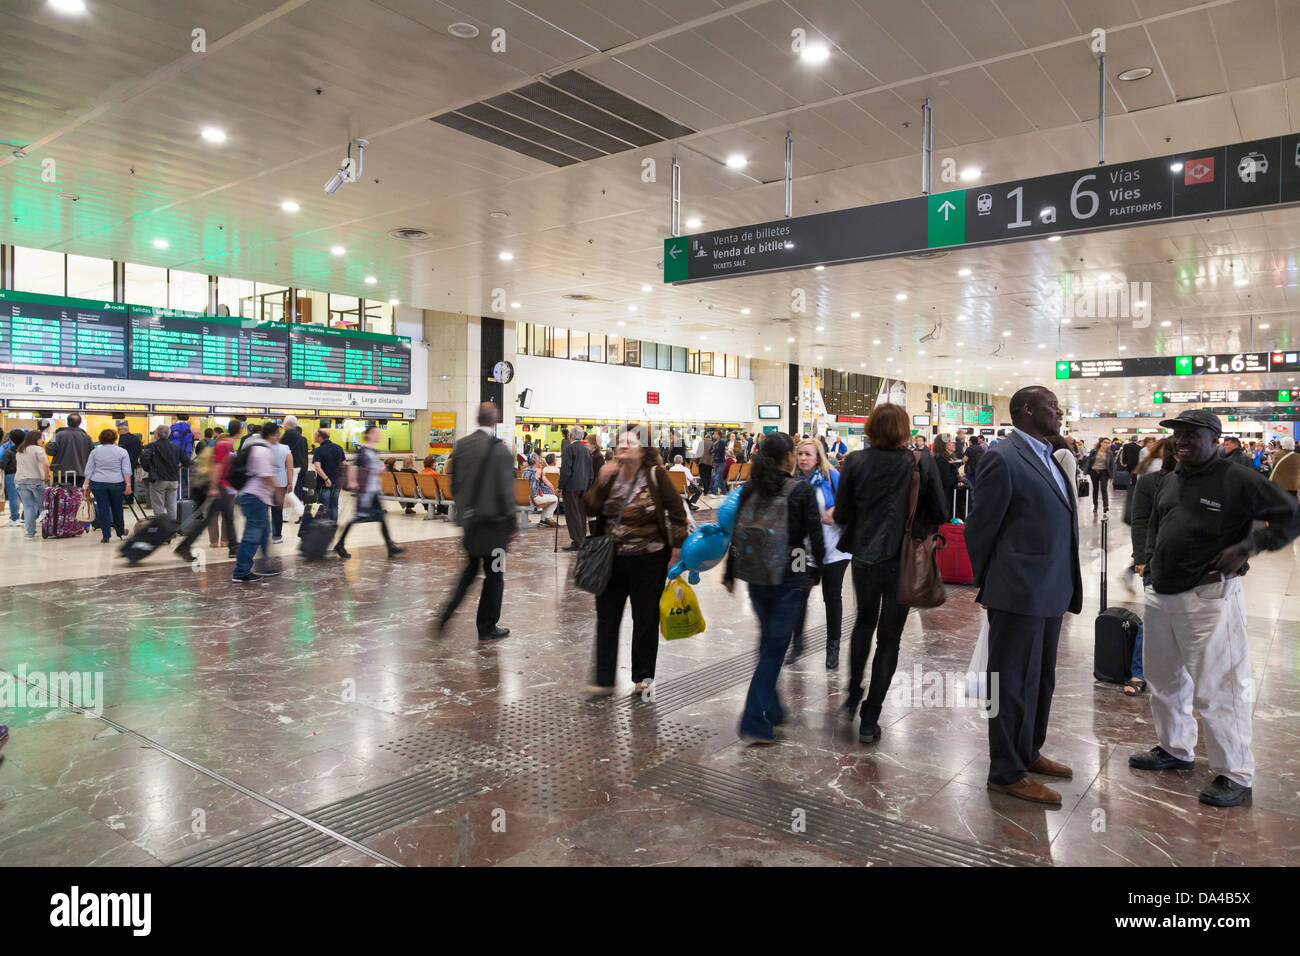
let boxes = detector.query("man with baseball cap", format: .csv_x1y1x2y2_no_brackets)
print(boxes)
1129,409,1300,806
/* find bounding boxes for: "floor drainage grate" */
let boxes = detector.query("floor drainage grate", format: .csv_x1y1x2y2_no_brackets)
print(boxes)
172,769,482,867
637,760,1047,867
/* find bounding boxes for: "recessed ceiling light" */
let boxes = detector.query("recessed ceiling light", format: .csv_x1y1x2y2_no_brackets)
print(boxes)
498,251,513,261
815,325,824,332
1169,162,1184,173
1119,345,1128,351
860,362,866,367
746,354,752,359
957,314,968,321
1047,234,1061,242
956,341,965,347
957,268,972,277
895,293,907,301
702,336,709,341
1260,323,1271,329
917,349,926,355
510,301,520,309
200,126,226,144
389,298,400,306
817,354,824,360
850,311,860,318
1098,272,1111,281
725,154,747,169
280,200,300,213
151,238,169,249
872,339,881,345
331,245,346,256
489,210,509,219
765,346,772,351
787,337,795,343
959,167,981,182
447,21,480,38
800,43,830,64
1037,343,1046,348
740,308,751,315
1001,330,1011,336
627,305,636,312
641,284,652,293
1118,66,1153,81
886,357,894,363
1061,318,1072,325
685,217,702,229
48,0,87,12
1235,277,1248,286
617,320,626,327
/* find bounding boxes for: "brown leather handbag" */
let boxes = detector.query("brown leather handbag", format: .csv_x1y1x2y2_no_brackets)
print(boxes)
896,451,947,608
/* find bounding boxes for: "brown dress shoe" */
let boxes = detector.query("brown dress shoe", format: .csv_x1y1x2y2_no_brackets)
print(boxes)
1028,755,1073,779
987,778,1062,807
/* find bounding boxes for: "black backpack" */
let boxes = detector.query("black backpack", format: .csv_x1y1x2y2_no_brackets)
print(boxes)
731,478,798,585
225,441,255,490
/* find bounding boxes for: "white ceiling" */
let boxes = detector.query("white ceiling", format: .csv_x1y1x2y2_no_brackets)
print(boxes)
3,0,1300,415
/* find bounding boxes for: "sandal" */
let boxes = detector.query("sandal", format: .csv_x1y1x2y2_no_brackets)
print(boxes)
1123,678,1146,695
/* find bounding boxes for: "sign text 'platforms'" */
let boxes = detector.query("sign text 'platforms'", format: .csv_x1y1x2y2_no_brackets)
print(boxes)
1057,352,1299,379
666,135,1300,283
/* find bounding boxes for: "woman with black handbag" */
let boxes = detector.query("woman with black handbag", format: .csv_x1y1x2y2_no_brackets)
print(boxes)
833,404,948,744
582,424,688,699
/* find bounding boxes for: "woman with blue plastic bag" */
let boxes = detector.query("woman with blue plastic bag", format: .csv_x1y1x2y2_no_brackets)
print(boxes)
788,438,851,668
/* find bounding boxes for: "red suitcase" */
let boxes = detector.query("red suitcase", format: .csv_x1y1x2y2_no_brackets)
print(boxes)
938,522,973,585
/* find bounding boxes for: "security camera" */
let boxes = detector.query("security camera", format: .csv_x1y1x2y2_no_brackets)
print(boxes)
323,138,368,195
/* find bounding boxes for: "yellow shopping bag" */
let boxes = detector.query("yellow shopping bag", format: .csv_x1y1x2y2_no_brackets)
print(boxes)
659,578,706,641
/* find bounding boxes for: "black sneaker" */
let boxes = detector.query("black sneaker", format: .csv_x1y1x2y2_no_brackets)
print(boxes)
231,571,264,583
1198,775,1252,807
1128,745,1195,772
174,545,194,562
387,545,405,559
334,543,351,560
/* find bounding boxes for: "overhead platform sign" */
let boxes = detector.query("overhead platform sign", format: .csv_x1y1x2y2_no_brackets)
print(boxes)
1057,351,1300,379
665,135,1300,284
1154,389,1298,404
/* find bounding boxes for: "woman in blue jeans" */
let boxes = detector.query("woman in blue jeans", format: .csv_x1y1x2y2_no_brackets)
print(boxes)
82,428,132,542
13,429,50,537
723,432,825,744
2,428,26,525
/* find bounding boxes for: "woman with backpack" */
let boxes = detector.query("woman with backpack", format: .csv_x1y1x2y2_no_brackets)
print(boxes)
832,404,948,744
788,438,850,669
583,423,689,699
1,428,26,527
723,432,826,744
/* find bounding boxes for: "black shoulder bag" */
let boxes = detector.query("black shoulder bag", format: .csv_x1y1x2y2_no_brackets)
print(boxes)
573,470,635,595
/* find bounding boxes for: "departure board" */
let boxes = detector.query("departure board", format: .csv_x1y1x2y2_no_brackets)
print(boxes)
0,290,128,377
288,326,411,394
128,307,289,386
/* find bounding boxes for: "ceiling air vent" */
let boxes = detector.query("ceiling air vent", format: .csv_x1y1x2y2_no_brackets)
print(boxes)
432,69,695,168
388,227,433,241
562,293,613,302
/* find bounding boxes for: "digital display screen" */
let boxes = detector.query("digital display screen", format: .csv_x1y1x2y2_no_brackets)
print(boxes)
0,291,128,377
128,307,289,386
288,326,411,394
757,404,782,420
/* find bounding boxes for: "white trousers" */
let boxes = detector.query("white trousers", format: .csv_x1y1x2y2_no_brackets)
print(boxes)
534,493,558,520
1143,577,1254,786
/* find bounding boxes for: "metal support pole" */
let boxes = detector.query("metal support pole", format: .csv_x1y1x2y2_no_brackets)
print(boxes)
921,98,933,194
670,157,681,236
1098,55,1106,166
784,131,793,218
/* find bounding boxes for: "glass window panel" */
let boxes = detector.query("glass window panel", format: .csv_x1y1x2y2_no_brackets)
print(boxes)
257,284,289,323
687,349,700,374
532,323,546,356
728,354,739,378
328,294,360,329
124,262,168,310
656,343,671,370
66,254,114,301
624,339,639,366
552,328,568,359
219,278,255,318
517,322,528,355
713,353,725,377
14,246,64,296
588,333,604,363
296,289,328,325
672,346,686,373
701,352,712,375
640,341,655,369
170,270,210,313
571,330,589,360
607,336,623,364
364,299,393,335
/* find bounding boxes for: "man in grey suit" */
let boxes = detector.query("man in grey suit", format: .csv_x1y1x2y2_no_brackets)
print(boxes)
559,425,594,552
436,402,517,640
965,385,1083,807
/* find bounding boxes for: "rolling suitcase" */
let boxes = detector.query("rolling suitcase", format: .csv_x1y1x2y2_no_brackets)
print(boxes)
298,506,337,562
41,482,83,538
1093,515,1142,683
937,503,974,585
120,515,181,565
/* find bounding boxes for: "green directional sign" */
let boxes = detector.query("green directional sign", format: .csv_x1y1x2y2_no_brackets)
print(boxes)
1055,360,1070,379
663,236,688,283
1175,355,1194,375
927,190,965,248
1153,391,1165,403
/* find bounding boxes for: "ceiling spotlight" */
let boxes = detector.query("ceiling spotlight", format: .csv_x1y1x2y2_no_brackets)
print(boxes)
1119,345,1128,351
814,265,825,271
617,320,626,327
765,346,772,351
1169,162,1184,173
685,216,702,229
389,298,400,306
200,126,227,144
725,154,747,169
860,363,866,367
331,245,346,256
1260,323,1271,329
280,200,300,212
872,339,881,345
956,341,964,347
1098,272,1111,281
510,302,520,309
1037,343,1046,348
787,337,795,343
958,268,972,277
886,357,894,363
895,293,907,301
702,336,709,341
447,22,480,38
740,308,751,315
1234,277,1248,286
917,350,926,355
850,311,861,318
364,275,377,285
1001,330,1011,336
959,167,981,182
499,251,513,261
800,42,830,64
48,0,87,12
1118,66,1153,81
957,314,968,321
817,354,824,360
641,284,652,292
627,305,636,312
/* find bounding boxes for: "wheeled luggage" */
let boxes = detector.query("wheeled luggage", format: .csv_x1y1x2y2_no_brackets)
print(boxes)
299,506,337,562
1093,515,1142,683
937,489,974,584
41,482,83,538
1112,469,1132,491
120,515,181,565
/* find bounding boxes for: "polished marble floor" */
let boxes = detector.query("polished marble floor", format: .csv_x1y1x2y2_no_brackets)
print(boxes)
1,493,1297,866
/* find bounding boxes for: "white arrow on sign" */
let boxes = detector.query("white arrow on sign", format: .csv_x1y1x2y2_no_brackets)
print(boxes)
938,199,956,221
668,245,681,259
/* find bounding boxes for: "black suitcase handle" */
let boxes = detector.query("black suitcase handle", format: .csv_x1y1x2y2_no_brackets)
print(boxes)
1099,513,1107,610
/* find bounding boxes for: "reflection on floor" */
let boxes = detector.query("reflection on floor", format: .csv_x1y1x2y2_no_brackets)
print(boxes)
0,496,1296,866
